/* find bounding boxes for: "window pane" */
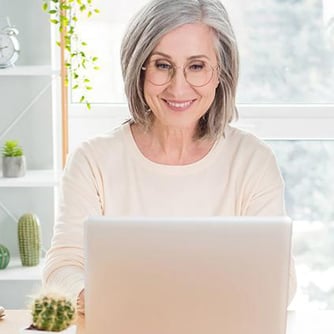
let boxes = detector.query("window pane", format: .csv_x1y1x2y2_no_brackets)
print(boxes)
235,0,334,104
72,0,334,105
268,140,334,310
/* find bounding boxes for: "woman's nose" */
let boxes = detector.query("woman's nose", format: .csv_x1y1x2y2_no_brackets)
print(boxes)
168,67,191,91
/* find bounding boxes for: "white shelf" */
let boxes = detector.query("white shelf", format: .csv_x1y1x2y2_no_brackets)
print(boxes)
0,170,61,187
0,65,60,77
0,257,44,281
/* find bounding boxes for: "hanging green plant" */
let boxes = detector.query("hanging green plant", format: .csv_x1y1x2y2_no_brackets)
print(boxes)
42,0,100,110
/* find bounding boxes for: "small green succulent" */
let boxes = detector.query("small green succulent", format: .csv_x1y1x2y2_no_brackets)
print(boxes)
2,140,24,157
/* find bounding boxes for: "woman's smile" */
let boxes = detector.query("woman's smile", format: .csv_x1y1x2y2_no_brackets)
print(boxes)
162,98,197,112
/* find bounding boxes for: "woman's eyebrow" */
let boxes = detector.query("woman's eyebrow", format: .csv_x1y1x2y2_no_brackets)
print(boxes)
151,52,210,61
150,51,172,59
188,55,210,61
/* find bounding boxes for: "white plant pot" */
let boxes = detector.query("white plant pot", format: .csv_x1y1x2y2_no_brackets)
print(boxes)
2,156,26,177
20,324,77,334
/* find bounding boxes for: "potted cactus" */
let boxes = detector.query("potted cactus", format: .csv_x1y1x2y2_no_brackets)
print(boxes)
0,244,10,269
1,139,26,177
18,213,41,266
21,291,77,333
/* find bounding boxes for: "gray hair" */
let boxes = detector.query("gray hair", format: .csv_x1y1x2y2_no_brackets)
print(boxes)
121,0,239,139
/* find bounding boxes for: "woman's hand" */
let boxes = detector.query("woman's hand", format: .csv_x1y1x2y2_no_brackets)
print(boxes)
76,289,85,315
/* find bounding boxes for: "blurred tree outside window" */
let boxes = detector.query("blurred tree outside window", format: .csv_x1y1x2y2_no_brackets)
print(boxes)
268,141,334,310
235,0,334,104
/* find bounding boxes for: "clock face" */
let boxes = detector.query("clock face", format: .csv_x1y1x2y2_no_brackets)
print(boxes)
0,32,20,68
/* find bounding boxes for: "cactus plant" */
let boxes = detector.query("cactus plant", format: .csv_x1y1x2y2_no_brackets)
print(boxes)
18,213,41,266
21,292,77,333
0,244,10,269
30,293,76,332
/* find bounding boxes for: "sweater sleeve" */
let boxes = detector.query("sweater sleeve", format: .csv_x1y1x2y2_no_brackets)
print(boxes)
42,144,105,299
243,151,286,216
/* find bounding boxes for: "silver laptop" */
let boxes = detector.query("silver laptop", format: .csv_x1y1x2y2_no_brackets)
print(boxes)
84,216,292,334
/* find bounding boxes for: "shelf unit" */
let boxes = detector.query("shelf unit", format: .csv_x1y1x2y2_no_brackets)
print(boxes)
0,65,59,77
0,258,45,281
0,2,61,308
0,170,60,188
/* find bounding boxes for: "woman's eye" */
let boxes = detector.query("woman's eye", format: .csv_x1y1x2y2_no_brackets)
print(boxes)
155,62,172,70
189,63,205,72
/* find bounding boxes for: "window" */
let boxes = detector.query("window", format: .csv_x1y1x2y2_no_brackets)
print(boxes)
69,0,334,310
268,140,334,310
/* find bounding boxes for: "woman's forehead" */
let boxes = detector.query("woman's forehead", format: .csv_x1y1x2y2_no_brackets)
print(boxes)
152,23,218,62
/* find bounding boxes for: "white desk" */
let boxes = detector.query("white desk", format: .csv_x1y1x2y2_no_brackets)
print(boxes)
286,310,334,334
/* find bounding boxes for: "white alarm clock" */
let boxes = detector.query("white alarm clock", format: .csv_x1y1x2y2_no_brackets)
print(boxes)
0,19,20,69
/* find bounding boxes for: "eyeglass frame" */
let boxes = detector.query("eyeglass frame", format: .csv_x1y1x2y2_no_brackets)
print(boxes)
141,58,219,87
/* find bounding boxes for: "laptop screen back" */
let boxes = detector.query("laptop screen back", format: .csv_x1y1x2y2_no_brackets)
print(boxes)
84,216,292,334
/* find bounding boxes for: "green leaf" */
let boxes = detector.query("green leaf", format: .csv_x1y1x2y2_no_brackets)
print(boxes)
80,96,85,103
2,140,23,157
42,0,101,100
93,66,100,70
86,102,91,110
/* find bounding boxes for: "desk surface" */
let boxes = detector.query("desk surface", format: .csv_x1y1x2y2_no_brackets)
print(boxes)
1,310,334,334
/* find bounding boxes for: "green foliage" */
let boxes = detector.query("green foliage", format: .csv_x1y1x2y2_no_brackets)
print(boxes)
2,140,24,157
32,293,76,332
42,0,100,110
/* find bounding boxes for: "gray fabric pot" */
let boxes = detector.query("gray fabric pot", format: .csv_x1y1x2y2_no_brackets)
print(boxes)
2,156,26,177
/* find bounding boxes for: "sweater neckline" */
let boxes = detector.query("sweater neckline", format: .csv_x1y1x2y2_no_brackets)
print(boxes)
122,123,226,174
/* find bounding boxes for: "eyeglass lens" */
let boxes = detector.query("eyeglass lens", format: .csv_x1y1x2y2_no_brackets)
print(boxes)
143,60,215,87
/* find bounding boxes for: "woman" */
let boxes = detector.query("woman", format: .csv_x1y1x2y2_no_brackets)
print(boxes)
43,0,296,313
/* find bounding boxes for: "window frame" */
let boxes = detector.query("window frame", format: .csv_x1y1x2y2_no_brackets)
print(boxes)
69,103,334,147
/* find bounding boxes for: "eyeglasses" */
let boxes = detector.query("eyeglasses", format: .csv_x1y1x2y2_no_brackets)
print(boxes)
142,59,217,87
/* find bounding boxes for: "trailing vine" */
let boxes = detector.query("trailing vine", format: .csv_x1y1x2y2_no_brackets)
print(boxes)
42,0,100,109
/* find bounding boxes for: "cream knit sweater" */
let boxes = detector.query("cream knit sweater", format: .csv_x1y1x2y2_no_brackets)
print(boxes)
43,123,297,303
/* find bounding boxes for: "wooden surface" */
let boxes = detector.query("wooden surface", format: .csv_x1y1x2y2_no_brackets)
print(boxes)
0,310,85,333
1,309,334,333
